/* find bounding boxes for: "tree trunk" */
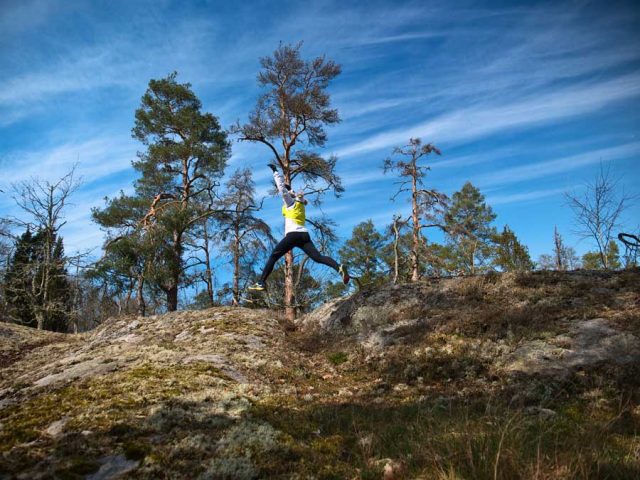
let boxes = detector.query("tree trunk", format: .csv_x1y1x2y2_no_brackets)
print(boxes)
35,311,44,331
553,226,564,271
598,235,608,269
167,232,182,312
393,219,400,284
166,285,178,312
232,238,240,307
125,278,134,313
284,251,296,321
411,170,420,282
136,272,146,316
470,241,477,275
283,168,296,321
203,223,214,307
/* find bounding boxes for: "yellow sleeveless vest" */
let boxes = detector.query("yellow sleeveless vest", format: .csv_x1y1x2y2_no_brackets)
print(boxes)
282,202,306,226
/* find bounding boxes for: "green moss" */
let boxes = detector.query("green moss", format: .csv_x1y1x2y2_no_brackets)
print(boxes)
10,427,40,444
327,352,348,366
309,434,343,455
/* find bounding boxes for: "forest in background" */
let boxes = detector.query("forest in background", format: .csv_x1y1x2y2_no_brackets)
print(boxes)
0,43,637,333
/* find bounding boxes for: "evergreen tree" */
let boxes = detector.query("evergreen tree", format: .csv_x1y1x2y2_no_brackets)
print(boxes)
444,182,496,274
232,42,343,320
492,225,534,272
0,218,11,313
5,229,37,326
93,72,229,312
5,228,71,331
425,242,459,276
46,236,71,332
339,220,386,287
605,240,621,270
381,227,453,282
582,240,621,270
383,138,446,281
88,230,149,316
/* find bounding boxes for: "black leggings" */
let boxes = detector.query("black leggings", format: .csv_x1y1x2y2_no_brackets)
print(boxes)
260,232,339,282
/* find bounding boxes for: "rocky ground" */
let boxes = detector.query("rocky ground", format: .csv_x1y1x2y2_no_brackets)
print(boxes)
1,269,639,479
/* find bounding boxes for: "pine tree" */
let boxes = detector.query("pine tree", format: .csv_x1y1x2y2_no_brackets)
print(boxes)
381,227,452,282
45,235,71,332
93,72,229,312
605,240,621,270
232,42,343,320
444,182,496,274
5,229,37,326
339,220,386,287
582,240,621,270
492,225,534,272
88,230,149,316
383,138,446,281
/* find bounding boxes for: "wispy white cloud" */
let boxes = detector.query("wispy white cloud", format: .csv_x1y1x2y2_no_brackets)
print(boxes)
353,31,444,46
474,142,640,187
0,136,136,185
0,43,140,106
486,187,567,206
338,168,386,189
334,73,640,159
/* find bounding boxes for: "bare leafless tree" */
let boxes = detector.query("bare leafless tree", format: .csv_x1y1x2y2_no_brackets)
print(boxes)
7,167,81,329
565,163,635,269
214,169,271,306
10,167,81,234
388,214,409,284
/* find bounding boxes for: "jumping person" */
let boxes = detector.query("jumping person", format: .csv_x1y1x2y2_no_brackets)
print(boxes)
249,163,349,291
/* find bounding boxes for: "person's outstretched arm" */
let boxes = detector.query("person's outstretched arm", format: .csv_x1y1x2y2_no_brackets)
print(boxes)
269,164,294,207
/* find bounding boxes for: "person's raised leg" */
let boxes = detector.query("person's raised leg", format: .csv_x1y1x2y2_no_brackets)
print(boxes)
249,235,296,290
301,236,350,284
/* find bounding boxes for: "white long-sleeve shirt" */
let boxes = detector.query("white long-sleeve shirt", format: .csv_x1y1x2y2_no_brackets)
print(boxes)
273,171,308,234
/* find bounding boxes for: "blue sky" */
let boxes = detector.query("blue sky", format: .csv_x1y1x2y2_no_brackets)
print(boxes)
1,0,639,281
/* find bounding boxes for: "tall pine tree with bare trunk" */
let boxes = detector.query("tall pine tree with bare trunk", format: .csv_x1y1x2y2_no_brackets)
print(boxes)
384,138,446,282
232,43,343,320
94,72,229,311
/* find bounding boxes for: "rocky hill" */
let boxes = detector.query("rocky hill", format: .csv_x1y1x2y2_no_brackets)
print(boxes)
1,270,639,479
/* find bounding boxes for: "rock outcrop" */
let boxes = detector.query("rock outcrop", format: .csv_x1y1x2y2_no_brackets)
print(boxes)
298,271,640,376
1,269,638,479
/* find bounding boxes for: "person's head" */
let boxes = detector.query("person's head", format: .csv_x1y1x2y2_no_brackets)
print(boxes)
285,183,306,204
294,191,306,204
